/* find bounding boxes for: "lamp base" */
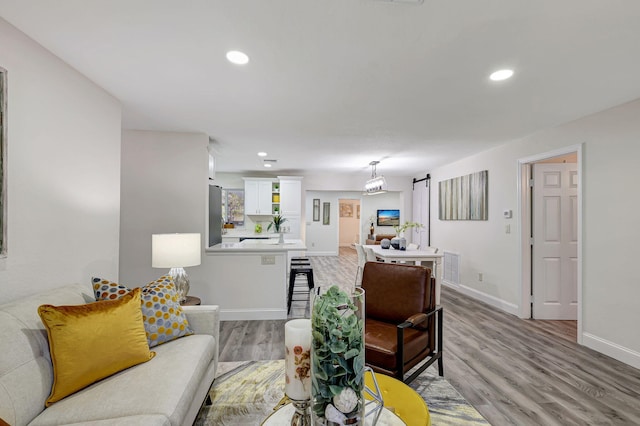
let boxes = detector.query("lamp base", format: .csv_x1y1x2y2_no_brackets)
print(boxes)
168,267,189,303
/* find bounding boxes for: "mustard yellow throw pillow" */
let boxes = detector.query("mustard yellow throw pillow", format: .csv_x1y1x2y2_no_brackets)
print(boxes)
38,288,155,407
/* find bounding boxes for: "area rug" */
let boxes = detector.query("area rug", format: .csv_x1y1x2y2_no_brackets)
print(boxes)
194,360,488,425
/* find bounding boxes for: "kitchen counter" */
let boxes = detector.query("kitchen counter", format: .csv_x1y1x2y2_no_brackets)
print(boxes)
207,239,306,252
201,239,307,321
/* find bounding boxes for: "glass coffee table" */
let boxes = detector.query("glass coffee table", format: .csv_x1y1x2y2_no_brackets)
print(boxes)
261,403,406,425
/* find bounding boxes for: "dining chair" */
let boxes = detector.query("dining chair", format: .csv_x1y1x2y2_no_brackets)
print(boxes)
364,246,378,262
354,243,367,286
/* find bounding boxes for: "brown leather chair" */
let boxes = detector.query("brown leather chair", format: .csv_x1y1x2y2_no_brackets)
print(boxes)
362,262,443,383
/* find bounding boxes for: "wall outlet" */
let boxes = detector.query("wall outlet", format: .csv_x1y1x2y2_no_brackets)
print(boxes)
261,255,276,265
478,272,483,282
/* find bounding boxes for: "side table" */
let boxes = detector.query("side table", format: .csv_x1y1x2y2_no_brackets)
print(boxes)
181,296,201,306
365,371,431,426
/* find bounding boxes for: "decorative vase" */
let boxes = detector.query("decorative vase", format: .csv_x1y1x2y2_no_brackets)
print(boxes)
390,237,406,250
369,223,374,238
310,285,365,425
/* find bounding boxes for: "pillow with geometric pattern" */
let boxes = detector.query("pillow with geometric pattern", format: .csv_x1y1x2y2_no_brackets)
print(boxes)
92,276,193,348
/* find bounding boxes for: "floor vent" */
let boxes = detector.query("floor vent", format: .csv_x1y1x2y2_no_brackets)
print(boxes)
443,251,460,285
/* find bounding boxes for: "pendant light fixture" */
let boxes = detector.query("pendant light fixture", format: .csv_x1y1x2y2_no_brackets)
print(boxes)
364,161,387,195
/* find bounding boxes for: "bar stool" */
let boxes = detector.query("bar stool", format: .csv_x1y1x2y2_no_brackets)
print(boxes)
288,264,314,314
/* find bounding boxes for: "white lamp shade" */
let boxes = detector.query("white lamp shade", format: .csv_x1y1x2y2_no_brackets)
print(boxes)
152,233,201,268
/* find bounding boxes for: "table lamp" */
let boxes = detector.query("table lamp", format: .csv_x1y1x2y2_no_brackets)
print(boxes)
152,233,201,303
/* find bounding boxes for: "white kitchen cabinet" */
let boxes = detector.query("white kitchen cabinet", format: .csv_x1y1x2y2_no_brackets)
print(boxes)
278,176,303,239
279,178,302,216
244,178,274,215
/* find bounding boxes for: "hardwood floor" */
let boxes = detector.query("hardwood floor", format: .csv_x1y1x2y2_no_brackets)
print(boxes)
219,247,640,425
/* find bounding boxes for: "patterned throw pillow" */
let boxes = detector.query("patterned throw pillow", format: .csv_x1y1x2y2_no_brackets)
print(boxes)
92,276,194,347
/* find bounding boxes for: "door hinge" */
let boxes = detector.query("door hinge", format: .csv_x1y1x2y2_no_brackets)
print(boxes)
530,294,534,304
529,178,534,187
529,237,534,245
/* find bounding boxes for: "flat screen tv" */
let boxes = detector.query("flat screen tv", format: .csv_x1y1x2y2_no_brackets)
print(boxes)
377,209,400,227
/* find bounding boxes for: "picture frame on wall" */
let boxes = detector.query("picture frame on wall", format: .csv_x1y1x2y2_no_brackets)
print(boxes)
323,202,330,225
339,202,353,218
313,199,320,221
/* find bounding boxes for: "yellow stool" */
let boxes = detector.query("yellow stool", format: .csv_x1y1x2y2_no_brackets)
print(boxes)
364,371,431,426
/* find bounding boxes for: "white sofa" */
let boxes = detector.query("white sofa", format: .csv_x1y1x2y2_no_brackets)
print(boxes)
0,283,219,426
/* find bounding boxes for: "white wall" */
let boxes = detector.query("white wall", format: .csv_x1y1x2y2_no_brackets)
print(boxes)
426,98,640,368
119,130,208,287
305,190,403,255
0,18,122,303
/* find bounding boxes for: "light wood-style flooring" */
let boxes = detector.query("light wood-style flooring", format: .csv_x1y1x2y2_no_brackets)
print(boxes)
219,247,640,425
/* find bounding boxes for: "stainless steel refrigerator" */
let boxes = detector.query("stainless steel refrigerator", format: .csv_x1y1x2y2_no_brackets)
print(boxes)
208,184,223,246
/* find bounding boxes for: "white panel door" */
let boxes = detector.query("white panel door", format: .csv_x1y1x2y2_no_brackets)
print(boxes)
412,180,430,248
532,163,578,320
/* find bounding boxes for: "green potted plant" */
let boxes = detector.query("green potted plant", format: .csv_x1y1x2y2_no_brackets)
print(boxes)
310,285,365,424
268,214,287,233
392,221,423,250
393,221,423,237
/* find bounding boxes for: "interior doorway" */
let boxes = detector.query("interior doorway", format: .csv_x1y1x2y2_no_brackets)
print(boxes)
518,144,583,343
338,198,361,247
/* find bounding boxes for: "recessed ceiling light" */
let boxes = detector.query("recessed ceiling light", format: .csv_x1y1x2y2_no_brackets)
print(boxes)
264,163,272,168
489,69,514,81
257,152,267,157
226,50,249,65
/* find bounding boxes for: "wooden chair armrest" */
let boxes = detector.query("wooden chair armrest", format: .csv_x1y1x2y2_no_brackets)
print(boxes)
398,306,443,329
402,313,428,328
396,306,444,382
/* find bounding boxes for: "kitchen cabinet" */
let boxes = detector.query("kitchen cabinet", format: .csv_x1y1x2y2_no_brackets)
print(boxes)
279,178,302,216
277,176,303,239
244,178,274,215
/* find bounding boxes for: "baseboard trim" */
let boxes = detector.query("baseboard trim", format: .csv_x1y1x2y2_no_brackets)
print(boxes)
220,308,287,321
443,281,519,316
582,332,640,370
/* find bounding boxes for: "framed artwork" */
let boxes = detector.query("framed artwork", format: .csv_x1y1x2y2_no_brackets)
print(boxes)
439,170,488,220
323,202,330,225
339,202,353,218
313,199,320,221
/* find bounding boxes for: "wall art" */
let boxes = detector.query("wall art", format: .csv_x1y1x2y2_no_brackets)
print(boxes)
313,199,320,221
439,170,488,220
322,202,330,225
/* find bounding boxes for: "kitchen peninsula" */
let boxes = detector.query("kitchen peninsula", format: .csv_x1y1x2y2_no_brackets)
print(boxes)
202,238,307,320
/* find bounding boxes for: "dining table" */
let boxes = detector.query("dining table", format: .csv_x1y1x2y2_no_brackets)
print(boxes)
364,245,444,305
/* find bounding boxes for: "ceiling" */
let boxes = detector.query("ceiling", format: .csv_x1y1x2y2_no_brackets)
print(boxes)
2,0,640,177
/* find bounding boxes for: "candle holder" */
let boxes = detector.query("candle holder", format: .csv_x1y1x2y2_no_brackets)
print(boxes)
289,398,311,426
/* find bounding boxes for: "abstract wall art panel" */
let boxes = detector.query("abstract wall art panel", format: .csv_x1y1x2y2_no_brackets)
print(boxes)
439,170,488,220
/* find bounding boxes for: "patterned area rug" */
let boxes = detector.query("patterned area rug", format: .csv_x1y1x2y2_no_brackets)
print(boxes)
194,360,488,425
